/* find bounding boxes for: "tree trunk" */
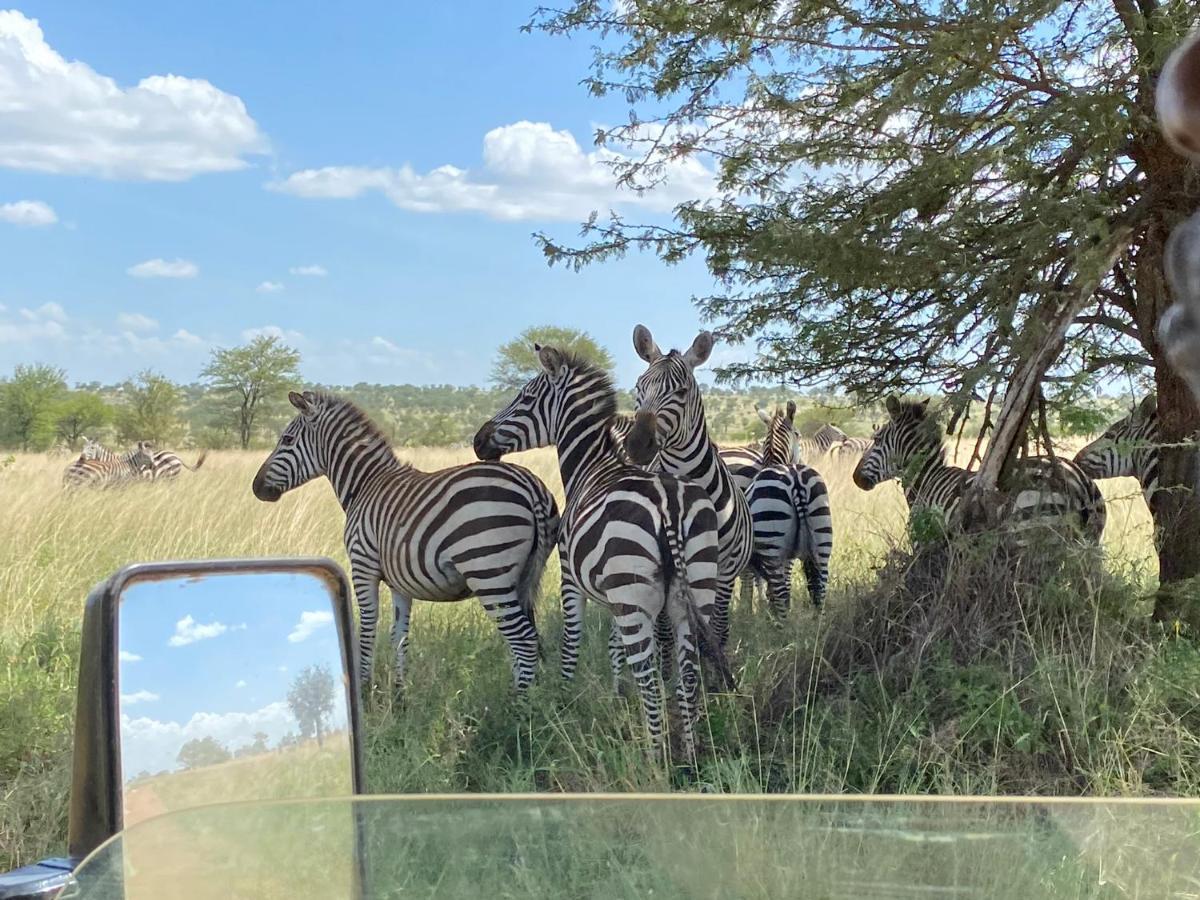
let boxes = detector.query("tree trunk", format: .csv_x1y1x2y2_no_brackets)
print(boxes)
1152,356,1200,624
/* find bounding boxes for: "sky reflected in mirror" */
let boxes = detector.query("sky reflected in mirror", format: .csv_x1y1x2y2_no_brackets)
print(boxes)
117,570,353,825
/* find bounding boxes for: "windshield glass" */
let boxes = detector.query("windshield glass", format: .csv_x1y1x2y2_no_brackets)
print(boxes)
65,795,1200,899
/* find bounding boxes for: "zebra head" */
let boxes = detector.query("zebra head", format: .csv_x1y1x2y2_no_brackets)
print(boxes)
852,396,936,490
756,401,801,466
252,391,326,502
133,441,156,476
81,437,104,460
1073,395,1158,481
625,325,712,466
474,344,614,460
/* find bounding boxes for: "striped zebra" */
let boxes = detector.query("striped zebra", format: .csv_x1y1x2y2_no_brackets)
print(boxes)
82,437,207,481
1073,395,1161,507
624,326,754,647
63,445,154,488
474,346,728,757
802,423,850,459
742,405,835,613
831,435,873,459
853,396,1106,541
252,390,560,696
719,403,804,484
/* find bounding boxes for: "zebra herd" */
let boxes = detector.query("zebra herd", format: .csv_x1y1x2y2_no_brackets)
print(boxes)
249,325,1155,759
62,438,207,488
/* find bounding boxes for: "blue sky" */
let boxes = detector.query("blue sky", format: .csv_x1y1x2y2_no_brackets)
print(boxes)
0,2,732,388
119,571,349,777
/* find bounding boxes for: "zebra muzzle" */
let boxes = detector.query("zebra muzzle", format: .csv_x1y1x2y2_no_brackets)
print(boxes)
472,423,503,461
624,410,661,466
251,470,283,502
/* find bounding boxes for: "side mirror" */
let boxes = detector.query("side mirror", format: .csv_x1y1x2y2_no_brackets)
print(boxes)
55,559,364,867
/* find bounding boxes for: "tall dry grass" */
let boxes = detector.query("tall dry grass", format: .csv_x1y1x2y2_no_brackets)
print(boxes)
0,443,1184,872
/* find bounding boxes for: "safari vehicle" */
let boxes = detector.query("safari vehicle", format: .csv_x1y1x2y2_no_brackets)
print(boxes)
2,559,1200,899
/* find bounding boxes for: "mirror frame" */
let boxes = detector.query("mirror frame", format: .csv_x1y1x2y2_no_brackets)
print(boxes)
66,557,365,861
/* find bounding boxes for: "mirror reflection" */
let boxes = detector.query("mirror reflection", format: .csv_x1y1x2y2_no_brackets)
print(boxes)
117,570,354,827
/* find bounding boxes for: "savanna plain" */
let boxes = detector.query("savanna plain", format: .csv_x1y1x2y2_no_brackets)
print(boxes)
2,442,1196,874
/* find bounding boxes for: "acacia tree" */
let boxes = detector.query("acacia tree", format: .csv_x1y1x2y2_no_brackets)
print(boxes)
532,0,1200,613
202,336,302,449
55,391,113,447
287,664,335,748
491,325,615,390
0,364,66,450
118,371,183,445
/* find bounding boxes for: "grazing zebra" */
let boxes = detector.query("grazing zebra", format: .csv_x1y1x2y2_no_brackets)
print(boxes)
1073,395,1161,507
831,435,873,458
82,438,207,481
63,446,154,488
853,396,1106,541
474,346,728,757
625,326,754,647
743,405,835,613
253,391,560,696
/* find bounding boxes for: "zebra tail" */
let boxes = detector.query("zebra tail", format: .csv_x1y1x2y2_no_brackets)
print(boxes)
789,473,813,563
662,499,734,691
182,450,208,471
522,489,560,660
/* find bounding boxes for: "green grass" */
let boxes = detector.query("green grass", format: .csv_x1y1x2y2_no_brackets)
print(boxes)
0,445,1194,874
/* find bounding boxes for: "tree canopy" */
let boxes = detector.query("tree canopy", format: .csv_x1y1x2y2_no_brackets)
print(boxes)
531,0,1200,602
117,370,183,445
287,664,335,748
491,325,615,390
202,335,302,449
0,364,66,450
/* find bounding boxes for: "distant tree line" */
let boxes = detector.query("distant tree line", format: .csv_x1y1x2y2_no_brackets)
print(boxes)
0,326,1130,453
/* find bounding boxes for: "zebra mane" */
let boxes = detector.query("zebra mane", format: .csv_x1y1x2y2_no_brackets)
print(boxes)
558,352,618,424
893,398,945,448
311,391,394,449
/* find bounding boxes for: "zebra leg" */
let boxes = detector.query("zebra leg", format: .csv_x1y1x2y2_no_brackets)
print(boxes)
738,572,756,614
389,591,412,695
655,610,675,685
764,560,792,623
560,568,585,682
671,608,701,762
710,575,735,647
478,593,539,694
350,569,382,693
611,600,664,750
608,618,626,696
802,557,827,610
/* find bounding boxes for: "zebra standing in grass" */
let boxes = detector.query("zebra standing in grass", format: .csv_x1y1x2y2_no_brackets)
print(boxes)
474,347,728,757
719,404,804,486
853,396,1106,541
82,438,207,481
831,435,873,459
624,326,754,647
63,445,154,488
742,405,835,613
253,390,560,696
1073,395,1162,507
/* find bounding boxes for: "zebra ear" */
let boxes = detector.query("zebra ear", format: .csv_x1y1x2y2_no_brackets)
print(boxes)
289,391,314,415
757,406,771,424
786,400,796,421
885,395,901,418
682,331,713,369
1137,394,1157,417
632,324,662,363
537,344,566,378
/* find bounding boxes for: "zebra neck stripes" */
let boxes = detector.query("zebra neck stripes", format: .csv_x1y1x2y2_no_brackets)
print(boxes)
1073,396,1162,504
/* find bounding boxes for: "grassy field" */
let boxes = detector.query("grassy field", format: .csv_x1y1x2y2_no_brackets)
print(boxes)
1,444,1193,873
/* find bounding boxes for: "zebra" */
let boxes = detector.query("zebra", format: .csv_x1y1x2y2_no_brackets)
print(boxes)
624,326,754,647
63,445,155,488
473,346,729,758
719,403,804,485
1073,395,1161,508
853,396,1106,542
831,435,873,458
252,390,560,697
82,438,207,481
802,423,850,459
742,405,835,613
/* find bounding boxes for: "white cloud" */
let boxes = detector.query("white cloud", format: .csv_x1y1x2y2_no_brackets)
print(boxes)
172,328,203,345
120,689,159,705
0,302,66,343
0,200,57,226
127,258,198,279
167,614,242,647
269,120,716,221
0,11,266,181
235,679,247,689
117,312,158,333
287,609,334,643
256,280,284,294
119,650,143,663
120,701,310,777
289,265,327,277
242,324,304,344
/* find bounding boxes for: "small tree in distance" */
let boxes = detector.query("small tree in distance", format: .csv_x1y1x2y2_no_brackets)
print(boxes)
202,335,302,449
55,391,113,447
286,663,335,748
0,364,67,450
491,326,615,390
118,370,183,445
